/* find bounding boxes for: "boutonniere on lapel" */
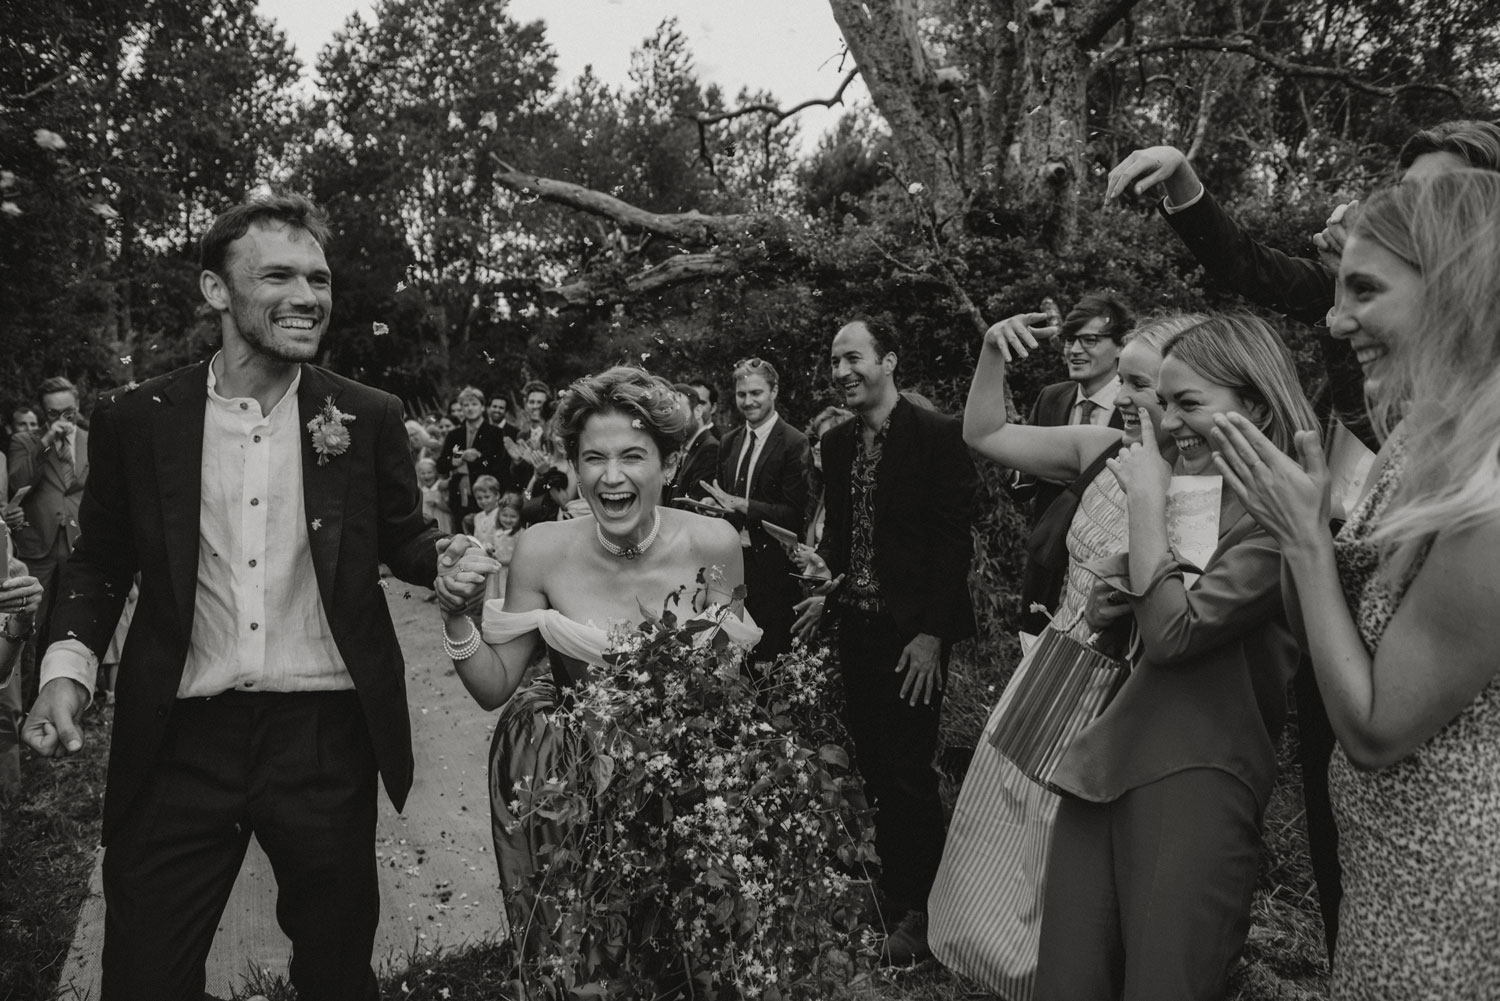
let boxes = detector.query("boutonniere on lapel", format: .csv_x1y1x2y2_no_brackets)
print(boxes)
307,396,355,465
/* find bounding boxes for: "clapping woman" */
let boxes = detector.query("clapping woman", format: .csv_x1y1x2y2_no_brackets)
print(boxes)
1214,170,1500,997
1033,315,1316,1000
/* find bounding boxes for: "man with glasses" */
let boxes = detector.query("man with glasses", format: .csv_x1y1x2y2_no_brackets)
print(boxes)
701,358,809,666
1005,293,1132,636
7,376,88,710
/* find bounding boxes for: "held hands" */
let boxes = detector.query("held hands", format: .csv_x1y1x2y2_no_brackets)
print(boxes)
1105,145,1197,204
23,678,90,757
896,632,943,706
433,535,500,614
1210,413,1331,552
983,313,1057,363
1105,410,1172,501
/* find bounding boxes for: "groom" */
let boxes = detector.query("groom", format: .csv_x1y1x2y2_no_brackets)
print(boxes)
24,193,443,1000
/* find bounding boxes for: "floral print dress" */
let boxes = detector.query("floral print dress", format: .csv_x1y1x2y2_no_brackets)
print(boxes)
1329,441,1500,999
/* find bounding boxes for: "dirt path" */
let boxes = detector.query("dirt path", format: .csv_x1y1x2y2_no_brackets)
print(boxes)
53,588,506,1000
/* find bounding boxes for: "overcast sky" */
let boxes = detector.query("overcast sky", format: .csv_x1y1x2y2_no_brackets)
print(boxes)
255,0,867,151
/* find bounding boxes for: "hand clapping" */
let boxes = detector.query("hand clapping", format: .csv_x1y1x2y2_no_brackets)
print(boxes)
1210,413,1330,552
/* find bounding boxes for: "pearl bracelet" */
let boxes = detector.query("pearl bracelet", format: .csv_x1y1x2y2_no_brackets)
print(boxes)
442,618,483,661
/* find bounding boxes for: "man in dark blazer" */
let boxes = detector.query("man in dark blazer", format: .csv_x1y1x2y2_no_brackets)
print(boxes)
1009,294,1131,636
24,194,444,1001
701,358,809,665
664,382,719,505
804,318,977,965
438,385,514,518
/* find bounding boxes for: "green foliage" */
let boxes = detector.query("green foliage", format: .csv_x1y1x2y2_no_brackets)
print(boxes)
500,589,875,1000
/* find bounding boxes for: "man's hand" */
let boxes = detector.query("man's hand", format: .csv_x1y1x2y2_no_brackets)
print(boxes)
460,447,482,464
0,574,42,618
23,678,90,757
699,479,749,516
1105,145,1201,206
433,535,497,614
2,506,24,530
984,313,1056,363
791,595,825,643
895,632,942,706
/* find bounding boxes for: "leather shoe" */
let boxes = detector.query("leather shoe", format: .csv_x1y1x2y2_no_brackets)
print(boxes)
878,909,931,966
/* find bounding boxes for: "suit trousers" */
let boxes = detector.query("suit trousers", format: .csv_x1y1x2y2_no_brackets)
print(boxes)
743,541,798,663
101,689,380,1001
837,607,947,918
1034,769,1261,1001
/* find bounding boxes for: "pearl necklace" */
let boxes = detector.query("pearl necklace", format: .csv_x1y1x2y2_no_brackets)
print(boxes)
596,509,662,560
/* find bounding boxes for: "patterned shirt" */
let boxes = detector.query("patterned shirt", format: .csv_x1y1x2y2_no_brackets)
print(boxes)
844,408,892,613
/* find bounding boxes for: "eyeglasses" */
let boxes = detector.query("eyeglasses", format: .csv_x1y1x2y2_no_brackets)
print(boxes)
1061,334,1109,350
44,407,78,422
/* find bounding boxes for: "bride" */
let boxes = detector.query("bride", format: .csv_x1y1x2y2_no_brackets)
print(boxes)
433,366,759,922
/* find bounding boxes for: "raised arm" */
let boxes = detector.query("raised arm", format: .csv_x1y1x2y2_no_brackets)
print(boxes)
964,314,1121,482
439,533,542,711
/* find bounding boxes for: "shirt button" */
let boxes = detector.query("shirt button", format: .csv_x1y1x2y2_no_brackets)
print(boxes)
253,435,261,443
250,498,259,506
250,622,259,631
239,402,248,410
248,559,257,568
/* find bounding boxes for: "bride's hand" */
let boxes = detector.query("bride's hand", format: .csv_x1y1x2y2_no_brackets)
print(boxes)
434,535,500,613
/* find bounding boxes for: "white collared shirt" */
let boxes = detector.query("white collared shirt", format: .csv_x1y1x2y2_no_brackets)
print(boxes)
39,358,351,700
1072,377,1121,426
732,413,778,547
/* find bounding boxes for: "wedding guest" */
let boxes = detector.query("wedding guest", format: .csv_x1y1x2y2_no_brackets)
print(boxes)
486,394,515,433
9,376,88,709
685,376,719,438
519,417,582,525
794,319,977,965
663,382,718,505
1030,315,1315,1001
21,192,446,1000
487,492,523,601
1214,170,1500,998
1007,294,1133,637
405,418,438,465
469,474,502,549
437,385,510,524
520,380,550,447
0,561,42,807
701,358,811,667
416,458,452,534
940,313,1199,998
801,405,853,550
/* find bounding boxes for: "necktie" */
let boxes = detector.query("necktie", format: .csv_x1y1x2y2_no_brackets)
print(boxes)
56,435,75,488
735,433,756,495
1075,399,1099,426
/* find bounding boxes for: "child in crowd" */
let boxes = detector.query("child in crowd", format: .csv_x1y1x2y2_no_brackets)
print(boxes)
488,492,524,602
469,475,503,552
416,458,452,534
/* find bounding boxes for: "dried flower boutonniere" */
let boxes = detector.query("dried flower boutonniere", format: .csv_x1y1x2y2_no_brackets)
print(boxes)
307,396,355,465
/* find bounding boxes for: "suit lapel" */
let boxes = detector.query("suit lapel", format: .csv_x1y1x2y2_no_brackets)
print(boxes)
873,402,912,526
298,366,351,599
153,363,210,636
750,420,784,496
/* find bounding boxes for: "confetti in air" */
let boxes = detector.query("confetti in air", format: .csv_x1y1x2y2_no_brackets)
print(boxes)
372,322,389,336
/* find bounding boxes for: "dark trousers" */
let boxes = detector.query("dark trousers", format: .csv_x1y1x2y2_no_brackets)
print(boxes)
837,608,946,917
101,690,381,1001
1035,769,1261,1001
744,542,798,663
1293,660,1342,961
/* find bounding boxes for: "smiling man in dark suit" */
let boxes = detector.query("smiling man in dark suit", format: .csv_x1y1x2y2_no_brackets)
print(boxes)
798,317,977,965
24,193,444,1001
701,358,809,666
663,381,719,505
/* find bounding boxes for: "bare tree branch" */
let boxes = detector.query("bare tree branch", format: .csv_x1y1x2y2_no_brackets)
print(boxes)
489,154,758,245
1097,36,1463,102
548,251,761,308
690,67,861,178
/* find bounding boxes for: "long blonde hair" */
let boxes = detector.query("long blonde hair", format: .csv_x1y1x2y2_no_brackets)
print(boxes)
1348,170,1500,562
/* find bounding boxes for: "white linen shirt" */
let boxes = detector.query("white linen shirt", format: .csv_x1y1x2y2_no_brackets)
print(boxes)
39,360,351,700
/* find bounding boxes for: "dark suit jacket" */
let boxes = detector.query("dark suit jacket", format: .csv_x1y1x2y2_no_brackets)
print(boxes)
1163,189,1372,448
437,420,513,512
817,398,977,641
666,428,719,504
8,426,88,560
49,362,441,842
1014,380,1123,525
717,417,810,544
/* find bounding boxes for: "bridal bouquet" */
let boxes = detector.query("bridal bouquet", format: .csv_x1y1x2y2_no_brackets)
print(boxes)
504,584,876,1000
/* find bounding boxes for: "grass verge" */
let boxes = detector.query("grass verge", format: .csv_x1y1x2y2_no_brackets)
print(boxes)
1,701,111,1001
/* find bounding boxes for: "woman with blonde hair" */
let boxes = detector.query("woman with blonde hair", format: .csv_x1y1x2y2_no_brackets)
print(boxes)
1216,169,1500,997
935,312,1197,998
1033,314,1316,1001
